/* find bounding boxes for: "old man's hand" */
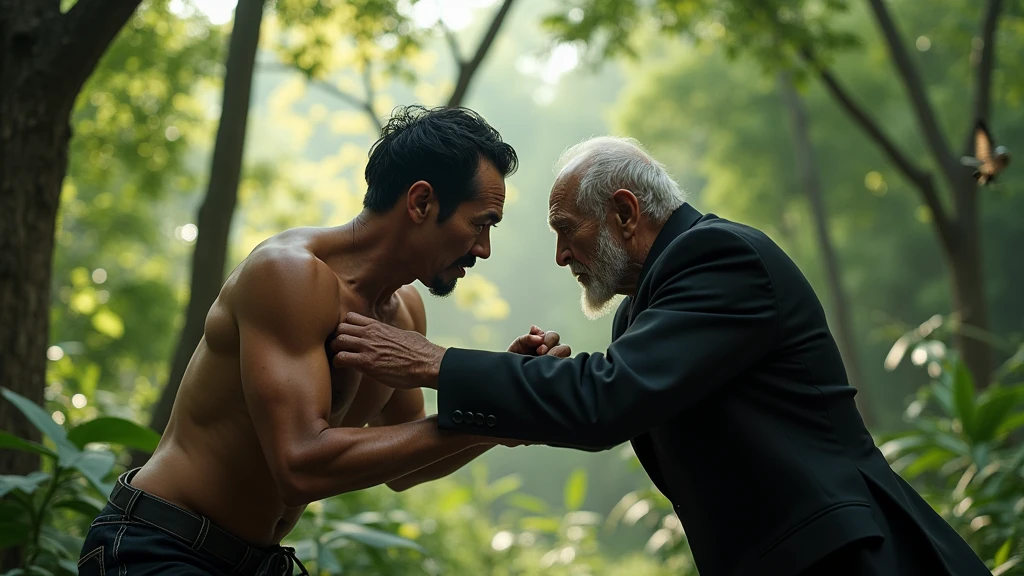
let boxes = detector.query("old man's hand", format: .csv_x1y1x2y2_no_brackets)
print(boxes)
331,312,445,390
507,326,572,358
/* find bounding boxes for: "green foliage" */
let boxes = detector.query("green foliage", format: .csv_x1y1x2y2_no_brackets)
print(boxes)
0,388,159,575
542,0,861,77
49,0,225,429
878,329,1024,574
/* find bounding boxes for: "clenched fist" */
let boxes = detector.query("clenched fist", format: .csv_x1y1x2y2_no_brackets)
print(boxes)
507,326,571,358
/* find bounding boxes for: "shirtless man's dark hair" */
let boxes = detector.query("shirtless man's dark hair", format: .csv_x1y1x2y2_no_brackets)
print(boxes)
77,105,564,576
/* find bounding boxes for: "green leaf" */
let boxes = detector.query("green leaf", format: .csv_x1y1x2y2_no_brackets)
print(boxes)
316,541,343,574
952,361,977,441
324,521,424,553
996,411,1024,437
58,560,80,575
0,388,79,464
564,468,588,511
508,493,549,515
995,538,1012,566
483,474,522,502
70,450,117,497
902,448,954,479
0,431,57,459
519,516,561,534
0,471,51,498
973,386,1024,443
54,494,105,518
67,417,161,453
0,521,31,548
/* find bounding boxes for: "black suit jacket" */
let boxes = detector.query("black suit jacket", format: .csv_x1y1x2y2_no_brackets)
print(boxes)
437,204,987,575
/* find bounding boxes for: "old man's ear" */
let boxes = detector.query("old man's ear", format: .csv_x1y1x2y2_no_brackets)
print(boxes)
610,188,640,239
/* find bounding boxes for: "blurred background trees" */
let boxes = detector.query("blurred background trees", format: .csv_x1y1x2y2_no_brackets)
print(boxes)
2,0,1022,573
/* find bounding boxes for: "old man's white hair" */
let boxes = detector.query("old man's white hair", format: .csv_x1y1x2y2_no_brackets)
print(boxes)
555,136,686,222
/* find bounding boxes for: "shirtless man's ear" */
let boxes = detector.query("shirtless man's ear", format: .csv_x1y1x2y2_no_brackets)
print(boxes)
406,180,434,224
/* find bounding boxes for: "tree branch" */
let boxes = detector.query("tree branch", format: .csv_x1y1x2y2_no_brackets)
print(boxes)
360,57,382,132
965,0,1003,155
257,60,383,132
807,53,956,250
447,0,515,107
53,0,143,98
865,0,961,193
438,18,464,67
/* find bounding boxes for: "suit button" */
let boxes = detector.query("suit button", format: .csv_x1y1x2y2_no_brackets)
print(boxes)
486,415,496,427
474,413,484,425
452,410,463,424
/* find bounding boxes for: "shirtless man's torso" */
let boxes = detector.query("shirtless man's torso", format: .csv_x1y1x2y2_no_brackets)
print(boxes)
131,226,468,546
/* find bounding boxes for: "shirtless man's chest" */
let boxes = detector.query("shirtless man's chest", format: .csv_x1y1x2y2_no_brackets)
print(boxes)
324,290,414,428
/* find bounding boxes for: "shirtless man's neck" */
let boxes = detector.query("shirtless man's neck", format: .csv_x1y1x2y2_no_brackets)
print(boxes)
316,211,418,315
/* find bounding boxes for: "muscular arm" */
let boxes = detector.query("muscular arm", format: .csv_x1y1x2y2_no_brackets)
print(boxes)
237,256,485,506
370,286,496,492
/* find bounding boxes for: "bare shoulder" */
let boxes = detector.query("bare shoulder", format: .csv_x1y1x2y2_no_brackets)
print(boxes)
396,285,427,335
233,245,341,349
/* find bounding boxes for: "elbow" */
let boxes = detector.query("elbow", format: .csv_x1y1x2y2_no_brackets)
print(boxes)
386,479,413,493
277,465,316,507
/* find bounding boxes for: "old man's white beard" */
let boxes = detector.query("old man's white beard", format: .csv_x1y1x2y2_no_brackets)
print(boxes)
573,226,629,320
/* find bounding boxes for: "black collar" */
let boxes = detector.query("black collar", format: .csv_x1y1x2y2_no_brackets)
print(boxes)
634,202,705,295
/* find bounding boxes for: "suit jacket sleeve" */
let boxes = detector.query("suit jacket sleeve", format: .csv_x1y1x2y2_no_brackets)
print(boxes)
437,226,780,449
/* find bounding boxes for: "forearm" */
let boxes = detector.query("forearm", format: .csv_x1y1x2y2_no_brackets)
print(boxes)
386,444,496,492
286,416,484,503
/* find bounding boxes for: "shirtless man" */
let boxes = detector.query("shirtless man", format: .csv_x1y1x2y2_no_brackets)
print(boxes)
77,106,567,576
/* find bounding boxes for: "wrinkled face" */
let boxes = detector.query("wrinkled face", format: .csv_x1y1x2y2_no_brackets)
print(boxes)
420,159,505,297
548,175,629,319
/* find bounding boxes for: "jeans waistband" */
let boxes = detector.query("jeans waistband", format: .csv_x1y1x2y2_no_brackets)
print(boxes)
107,468,307,575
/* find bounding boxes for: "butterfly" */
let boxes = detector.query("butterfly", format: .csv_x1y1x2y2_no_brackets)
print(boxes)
960,120,1010,185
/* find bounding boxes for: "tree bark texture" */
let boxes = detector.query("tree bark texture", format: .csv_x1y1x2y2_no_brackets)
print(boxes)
0,0,142,475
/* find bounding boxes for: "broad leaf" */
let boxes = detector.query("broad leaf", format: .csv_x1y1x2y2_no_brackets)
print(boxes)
508,493,549,514
972,386,1023,443
0,431,57,459
316,541,343,574
0,388,79,464
0,521,31,548
324,521,424,553
996,411,1024,438
54,494,105,518
519,516,561,534
564,468,588,511
345,510,387,525
0,471,51,498
67,417,161,453
483,474,522,502
995,538,1012,567
951,361,977,441
70,450,117,497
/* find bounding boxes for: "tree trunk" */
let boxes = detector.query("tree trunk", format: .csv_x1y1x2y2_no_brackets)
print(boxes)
949,195,990,385
0,92,66,480
778,73,873,425
142,0,264,454
2,0,142,569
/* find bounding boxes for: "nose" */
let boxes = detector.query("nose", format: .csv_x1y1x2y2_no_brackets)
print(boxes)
555,242,572,268
471,230,492,260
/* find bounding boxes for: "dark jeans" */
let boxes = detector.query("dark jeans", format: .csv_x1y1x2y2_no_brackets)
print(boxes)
78,469,307,576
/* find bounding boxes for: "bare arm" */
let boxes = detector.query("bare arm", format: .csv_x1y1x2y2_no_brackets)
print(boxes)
237,257,485,506
369,286,496,492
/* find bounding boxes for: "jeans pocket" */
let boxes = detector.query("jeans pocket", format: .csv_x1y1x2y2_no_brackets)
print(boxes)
78,545,106,576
